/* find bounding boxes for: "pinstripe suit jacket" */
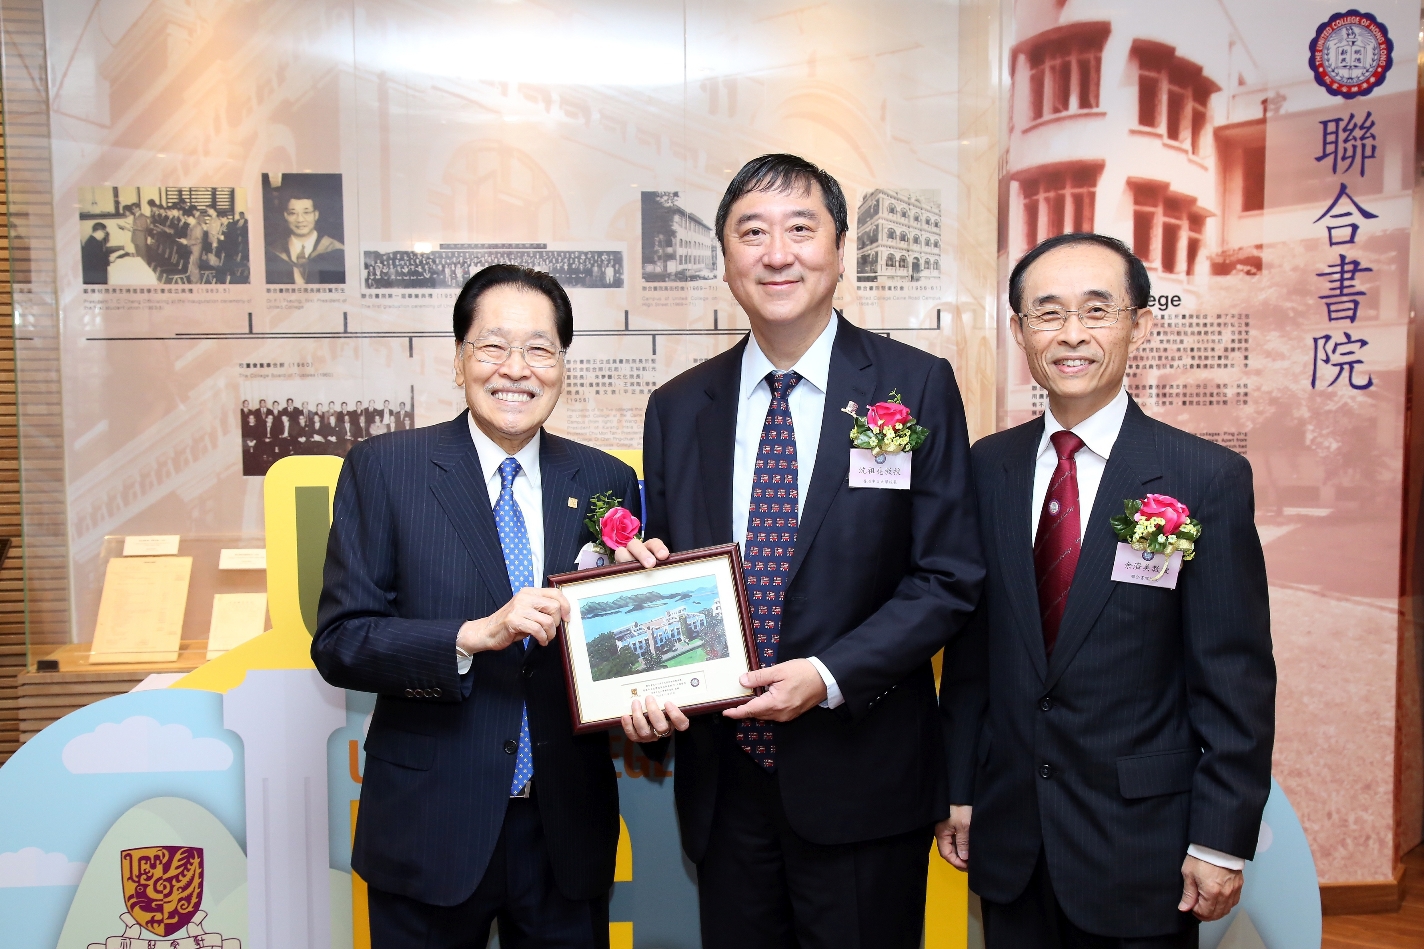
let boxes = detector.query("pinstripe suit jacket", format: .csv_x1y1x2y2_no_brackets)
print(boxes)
941,397,1275,937
312,414,639,906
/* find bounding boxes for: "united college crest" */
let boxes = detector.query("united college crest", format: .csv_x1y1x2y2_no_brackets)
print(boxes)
1309,10,1394,99
86,846,241,949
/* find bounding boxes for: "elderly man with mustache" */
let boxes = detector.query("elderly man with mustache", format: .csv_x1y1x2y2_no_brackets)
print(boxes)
313,264,641,949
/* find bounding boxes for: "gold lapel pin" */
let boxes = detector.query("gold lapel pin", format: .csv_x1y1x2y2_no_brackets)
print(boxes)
841,401,859,417
568,497,579,508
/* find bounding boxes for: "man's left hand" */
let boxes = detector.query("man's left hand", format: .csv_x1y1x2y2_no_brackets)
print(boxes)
723,659,827,722
1178,855,1243,921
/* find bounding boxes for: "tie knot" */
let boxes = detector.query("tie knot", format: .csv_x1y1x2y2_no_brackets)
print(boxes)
1050,430,1085,462
499,457,522,489
767,370,802,399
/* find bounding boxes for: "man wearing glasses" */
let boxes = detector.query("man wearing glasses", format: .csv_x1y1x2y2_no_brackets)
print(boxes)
938,233,1274,947
313,265,641,948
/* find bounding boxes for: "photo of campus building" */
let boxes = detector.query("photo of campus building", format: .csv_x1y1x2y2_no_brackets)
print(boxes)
641,191,720,281
586,588,728,683
854,188,942,282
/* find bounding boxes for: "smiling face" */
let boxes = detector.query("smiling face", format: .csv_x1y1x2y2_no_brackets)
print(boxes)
284,198,318,239
1011,242,1154,429
454,283,565,455
721,181,844,337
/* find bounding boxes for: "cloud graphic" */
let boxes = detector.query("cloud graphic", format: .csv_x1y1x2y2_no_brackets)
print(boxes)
0,848,86,887
62,716,234,773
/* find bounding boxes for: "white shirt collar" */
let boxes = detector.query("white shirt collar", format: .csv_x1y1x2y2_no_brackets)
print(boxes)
289,233,318,259
1039,387,1130,461
467,413,542,494
739,311,839,401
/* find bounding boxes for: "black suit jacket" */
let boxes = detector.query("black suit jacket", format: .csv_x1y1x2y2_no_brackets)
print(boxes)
312,414,640,906
643,315,984,861
941,398,1275,937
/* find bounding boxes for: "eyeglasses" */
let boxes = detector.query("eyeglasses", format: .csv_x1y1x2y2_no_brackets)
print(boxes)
1018,303,1136,331
461,338,565,369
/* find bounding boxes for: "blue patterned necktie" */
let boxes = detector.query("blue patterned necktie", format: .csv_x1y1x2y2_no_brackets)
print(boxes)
736,370,802,771
493,457,536,795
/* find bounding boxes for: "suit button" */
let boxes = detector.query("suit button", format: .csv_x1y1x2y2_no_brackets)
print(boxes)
503,739,518,754
1039,696,1052,711
404,689,414,698
433,687,442,697
1039,764,1053,779
522,666,534,679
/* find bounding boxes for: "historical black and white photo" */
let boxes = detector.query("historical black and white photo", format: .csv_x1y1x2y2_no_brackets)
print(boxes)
641,191,719,282
78,186,250,285
362,244,624,289
854,188,942,282
240,395,414,476
261,173,347,285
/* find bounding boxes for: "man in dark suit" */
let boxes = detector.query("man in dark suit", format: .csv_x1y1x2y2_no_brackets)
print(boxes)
618,154,984,948
937,233,1274,947
82,223,112,284
312,264,639,949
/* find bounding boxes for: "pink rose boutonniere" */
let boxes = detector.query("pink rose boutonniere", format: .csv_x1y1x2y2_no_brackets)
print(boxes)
1110,493,1202,580
580,491,642,567
848,389,929,456
599,505,641,551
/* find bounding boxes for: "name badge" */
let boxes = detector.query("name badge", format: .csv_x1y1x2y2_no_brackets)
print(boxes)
1110,542,1181,589
575,542,610,570
849,449,911,490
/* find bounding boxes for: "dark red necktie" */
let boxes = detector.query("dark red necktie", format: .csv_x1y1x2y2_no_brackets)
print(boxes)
737,370,801,771
1034,430,1086,658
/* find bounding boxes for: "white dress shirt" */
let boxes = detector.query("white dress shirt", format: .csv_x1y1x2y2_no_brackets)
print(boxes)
289,233,318,262
457,416,544,675
1030,388,1244,872
733,314,843,708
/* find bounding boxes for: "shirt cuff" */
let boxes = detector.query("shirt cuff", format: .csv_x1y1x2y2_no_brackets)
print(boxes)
807,657,844,709
456,645,472,676
1187,843,1245,871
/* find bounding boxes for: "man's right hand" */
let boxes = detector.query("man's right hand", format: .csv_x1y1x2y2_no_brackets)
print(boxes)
457,587,570,654
934,805,972,871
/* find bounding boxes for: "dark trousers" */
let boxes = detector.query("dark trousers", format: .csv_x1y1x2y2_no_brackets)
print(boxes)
982,851,1198,949
367,797,609,949
697,742,931,949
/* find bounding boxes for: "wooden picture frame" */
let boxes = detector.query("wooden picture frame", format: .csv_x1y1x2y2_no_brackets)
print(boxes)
548,544,758,734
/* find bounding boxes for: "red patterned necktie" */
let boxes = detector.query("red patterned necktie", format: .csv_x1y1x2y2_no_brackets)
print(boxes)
1034,430,1086,658
736,369,801,771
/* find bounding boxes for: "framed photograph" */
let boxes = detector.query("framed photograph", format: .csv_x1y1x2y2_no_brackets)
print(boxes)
548,544,758,734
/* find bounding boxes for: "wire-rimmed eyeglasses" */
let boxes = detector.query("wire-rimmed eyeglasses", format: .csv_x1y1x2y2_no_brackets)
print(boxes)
1018,303,1137,331
461,338,566,369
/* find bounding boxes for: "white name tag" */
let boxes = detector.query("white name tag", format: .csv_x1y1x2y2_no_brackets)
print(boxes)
575,542,611,571
1110,542,1182,589
849,449,912,489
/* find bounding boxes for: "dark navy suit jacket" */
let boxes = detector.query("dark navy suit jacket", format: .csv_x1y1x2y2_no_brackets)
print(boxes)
312,414,640,906
941,398,1275,937
642,316,985,861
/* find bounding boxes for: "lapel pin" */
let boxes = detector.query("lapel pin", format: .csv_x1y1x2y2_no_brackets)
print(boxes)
841,401,859,417
568,497,579,508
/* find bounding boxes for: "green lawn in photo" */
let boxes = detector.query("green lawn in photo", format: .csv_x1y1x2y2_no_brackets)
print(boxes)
664,647,708,667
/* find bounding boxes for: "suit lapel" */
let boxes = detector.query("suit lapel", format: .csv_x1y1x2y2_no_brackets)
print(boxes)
999,418,1049,682
1045,400,1164,691
787,317,872,587
694,338,747,546
428,413,513,604
539,432,585,580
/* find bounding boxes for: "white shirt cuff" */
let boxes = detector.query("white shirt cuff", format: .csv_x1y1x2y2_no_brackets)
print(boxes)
807,656,844,709
1187,843,1245,871
456,646,472,676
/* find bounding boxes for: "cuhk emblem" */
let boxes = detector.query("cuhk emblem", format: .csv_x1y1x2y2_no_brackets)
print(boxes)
121,846,204,937
1309,10,1394,99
